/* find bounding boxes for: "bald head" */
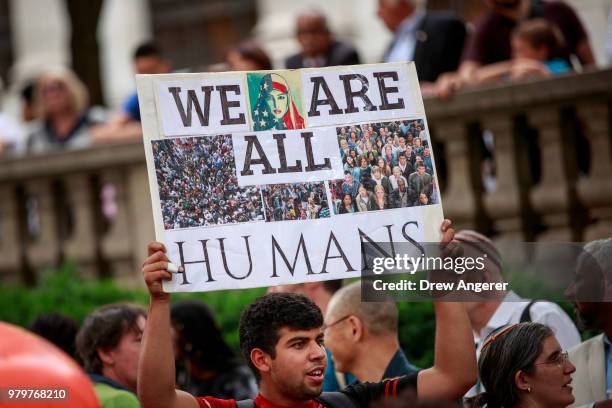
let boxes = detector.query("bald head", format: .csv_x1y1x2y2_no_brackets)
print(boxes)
327,281,398,336
454,229,503,279
377,0,417,32
296,10,331,58
297,10,329,32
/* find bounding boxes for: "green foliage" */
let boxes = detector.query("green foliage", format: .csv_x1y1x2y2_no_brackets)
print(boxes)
397,302,436,368
0,263,586,370
0,261,147,326
0,262,263,351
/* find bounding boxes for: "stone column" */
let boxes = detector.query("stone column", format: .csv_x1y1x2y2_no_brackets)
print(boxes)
24,179,60,272
576,101,612,241
432,119,482,230
62,174,97,278
528,107,578,241
125,164,155,287
99,170,134,280
482,113,529,242
0,184,21,282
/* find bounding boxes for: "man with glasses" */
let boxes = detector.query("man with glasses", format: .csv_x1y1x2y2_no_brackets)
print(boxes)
323,281,419,384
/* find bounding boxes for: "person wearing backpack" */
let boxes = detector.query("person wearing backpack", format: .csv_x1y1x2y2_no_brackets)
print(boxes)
454,230,581,398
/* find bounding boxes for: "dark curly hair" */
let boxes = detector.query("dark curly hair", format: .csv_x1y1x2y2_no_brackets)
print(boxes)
29,313,79,359
239,293,323,380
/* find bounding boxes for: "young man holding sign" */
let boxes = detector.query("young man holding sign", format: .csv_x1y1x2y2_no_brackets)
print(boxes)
138,220,477,408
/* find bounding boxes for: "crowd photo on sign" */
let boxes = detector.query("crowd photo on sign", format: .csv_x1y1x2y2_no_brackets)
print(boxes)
329,120,438,214
262,182,330,222
153,135,265,229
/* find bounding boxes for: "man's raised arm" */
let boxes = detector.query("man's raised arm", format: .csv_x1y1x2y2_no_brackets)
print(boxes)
138,242,199,408
418,220,477,400
417,302,476,400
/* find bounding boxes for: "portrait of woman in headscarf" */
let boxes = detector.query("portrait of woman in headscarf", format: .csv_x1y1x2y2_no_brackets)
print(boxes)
252,73,304,131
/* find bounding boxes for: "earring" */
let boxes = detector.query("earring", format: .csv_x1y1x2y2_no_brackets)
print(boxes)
527,386,532,393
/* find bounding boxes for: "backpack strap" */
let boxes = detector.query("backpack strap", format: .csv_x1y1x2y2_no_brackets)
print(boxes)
520,300,538,323
235,399,255,408
316,392,356,408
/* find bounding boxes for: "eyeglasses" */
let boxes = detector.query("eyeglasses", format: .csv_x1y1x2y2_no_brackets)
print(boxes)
321,315,351,332
534,351,570,368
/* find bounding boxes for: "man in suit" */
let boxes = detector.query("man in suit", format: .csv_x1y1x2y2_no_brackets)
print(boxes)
398,153,414,181
566,238,612,407
378,0,466,83
286,10,361,69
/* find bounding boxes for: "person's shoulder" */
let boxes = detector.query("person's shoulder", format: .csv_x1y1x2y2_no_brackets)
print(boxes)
328,40,361,65
196,396,237,408
329,40,358,54
569,333,604,354
123,91,138,104
285,53,303,69
568,334,604,372
528,300,572,318
341,375,419,404
93,383,140,408
425,10,464,25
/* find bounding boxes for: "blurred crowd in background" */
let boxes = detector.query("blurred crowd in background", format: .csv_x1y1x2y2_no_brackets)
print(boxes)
0,0,610,159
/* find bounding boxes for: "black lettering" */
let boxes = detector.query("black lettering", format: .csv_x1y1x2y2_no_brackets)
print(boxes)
302,132,332,171
359,225,396,271
401,221,425,256
307,76,342,117
373,72,405,110
320,231,356,273
168,86,212,127
339,74,377,114
218,236,253,279
240,135,276,176
216,85,246,125
271,234,314,277
274,133,302,173
175,240,214,283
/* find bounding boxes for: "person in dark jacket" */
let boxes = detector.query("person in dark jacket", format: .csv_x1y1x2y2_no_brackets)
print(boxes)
286,9,361,69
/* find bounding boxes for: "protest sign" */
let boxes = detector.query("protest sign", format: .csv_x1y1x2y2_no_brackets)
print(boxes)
136,63,444,292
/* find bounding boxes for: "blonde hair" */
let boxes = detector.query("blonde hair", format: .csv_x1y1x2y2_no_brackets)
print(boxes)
35,67,89,117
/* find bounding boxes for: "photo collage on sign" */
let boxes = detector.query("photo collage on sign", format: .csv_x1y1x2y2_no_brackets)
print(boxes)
153,70,437,230
329,120,439,215
246,71,332,223
152,136,265,230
